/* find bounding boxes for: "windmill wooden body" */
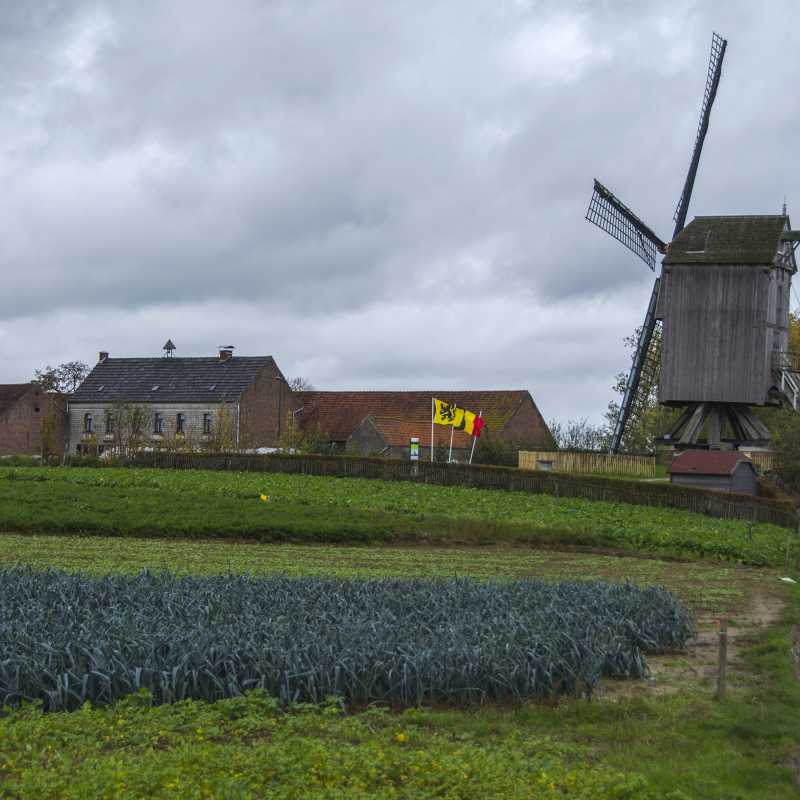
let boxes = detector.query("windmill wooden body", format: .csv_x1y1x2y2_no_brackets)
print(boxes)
584,33,799,450
656,215,798,445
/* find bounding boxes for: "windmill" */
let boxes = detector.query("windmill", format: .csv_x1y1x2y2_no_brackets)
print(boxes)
586,32,727,453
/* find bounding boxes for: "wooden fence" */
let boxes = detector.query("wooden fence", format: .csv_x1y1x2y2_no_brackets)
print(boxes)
739,451,775,474
72,450,799,530
519,451,656,478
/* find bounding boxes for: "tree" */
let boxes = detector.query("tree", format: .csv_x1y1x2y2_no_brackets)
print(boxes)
109,402,154,457
34,361,90,394
289,376,314,392
548,417,609,452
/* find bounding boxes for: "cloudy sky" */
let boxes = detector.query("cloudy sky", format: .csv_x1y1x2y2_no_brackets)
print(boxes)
1,1,799,425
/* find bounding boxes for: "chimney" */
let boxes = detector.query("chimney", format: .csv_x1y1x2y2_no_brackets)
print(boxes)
99,351,109,363
219,348,233,362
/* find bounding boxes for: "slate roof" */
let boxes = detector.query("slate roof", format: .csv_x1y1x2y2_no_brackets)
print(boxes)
356,415,474,449
70,357,274,403
296,390,532,441
668,450,755,477
0,384,32,418
663,215,788,266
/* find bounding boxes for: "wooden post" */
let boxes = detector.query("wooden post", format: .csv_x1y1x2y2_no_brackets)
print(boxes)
716,619,728,701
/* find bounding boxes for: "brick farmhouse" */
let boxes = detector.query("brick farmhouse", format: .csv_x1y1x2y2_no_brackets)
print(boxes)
296,390,553,460
0,384,67,457
2,347,552,462
68,349,298,454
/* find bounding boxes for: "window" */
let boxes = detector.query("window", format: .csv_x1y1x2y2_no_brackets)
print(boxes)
83,413,93,434
176,413,186,435
154,413,164,435
203,413,213,435
106,413,115,435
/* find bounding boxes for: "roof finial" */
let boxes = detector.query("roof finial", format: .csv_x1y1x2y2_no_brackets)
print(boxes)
163,339,176,358
782,196,787,216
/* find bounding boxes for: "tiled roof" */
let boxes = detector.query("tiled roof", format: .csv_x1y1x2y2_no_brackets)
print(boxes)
0,384,31,418
668,450,755,477
71,357,274,403
361,416,474,448
663,215,788,266
296,390,530,441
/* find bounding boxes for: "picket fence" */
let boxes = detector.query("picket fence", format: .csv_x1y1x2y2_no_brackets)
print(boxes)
519,451,656,478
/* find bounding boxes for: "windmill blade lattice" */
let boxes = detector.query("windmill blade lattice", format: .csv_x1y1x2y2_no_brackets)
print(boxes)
586,180,667,271
672,32,727,235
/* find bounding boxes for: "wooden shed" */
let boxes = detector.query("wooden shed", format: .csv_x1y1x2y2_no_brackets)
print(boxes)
668,450,758,495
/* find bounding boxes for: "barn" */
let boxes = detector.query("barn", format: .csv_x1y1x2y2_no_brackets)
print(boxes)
667,450,758,495
295,390,553,458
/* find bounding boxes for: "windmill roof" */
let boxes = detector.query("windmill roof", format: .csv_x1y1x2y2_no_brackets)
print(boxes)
668,450,755,477
358,415,474,449
0,384,32,418
296,390,529,441
663,215,788,265
70,357,274,403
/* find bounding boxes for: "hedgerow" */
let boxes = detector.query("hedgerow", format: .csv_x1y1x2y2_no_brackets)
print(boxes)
0,569,692,710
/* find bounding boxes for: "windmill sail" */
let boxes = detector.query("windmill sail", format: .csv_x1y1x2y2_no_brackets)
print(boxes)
609,279,661,453
607,32,727,453
673,33,727,236
586,180,666,271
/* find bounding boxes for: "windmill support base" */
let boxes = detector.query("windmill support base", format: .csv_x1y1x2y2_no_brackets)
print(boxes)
658,403,771,448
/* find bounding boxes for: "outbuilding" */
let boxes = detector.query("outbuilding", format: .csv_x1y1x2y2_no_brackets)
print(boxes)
667,450,758,495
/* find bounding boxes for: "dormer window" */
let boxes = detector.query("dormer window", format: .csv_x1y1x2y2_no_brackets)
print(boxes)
176,413,186,435
83,413,93,434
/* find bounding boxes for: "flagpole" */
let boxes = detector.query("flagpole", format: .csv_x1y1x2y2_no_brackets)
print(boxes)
469,411,482,465
431,398,434,463
448,423,454,463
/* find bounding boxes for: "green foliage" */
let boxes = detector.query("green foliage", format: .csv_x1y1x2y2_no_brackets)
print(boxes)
0,693,678,800
33,361,90,394
0,465,794,564
774,422,800,492
472,433,518,466
0,568,692,710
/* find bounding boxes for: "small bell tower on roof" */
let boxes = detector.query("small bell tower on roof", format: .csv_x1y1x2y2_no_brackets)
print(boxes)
162,339,176,358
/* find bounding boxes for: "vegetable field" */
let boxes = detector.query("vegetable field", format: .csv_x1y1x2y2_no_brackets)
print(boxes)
0,568,692,710
0,465,794,564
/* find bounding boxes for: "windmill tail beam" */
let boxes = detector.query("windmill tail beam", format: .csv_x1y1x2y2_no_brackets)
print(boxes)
672,32,727,237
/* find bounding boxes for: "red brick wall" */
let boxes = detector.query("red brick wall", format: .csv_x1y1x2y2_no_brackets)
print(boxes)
0,388,67,457
499,395,554,449
239,362,301,448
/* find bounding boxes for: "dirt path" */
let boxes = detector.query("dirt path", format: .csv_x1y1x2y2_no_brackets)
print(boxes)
600,589,786,699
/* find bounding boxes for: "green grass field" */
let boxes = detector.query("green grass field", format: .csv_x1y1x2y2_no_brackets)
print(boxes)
0,464,799,798
0,464,794,564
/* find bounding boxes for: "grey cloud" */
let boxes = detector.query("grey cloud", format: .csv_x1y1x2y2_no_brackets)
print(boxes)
0,0,798,424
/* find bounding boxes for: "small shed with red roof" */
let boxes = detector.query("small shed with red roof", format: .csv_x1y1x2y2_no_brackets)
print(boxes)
668,450,758,495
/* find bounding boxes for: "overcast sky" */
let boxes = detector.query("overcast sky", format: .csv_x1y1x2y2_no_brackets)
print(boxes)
1,1,799,425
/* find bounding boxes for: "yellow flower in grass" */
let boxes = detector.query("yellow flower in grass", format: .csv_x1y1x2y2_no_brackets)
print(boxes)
259,493,269,502
394,732,407,743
